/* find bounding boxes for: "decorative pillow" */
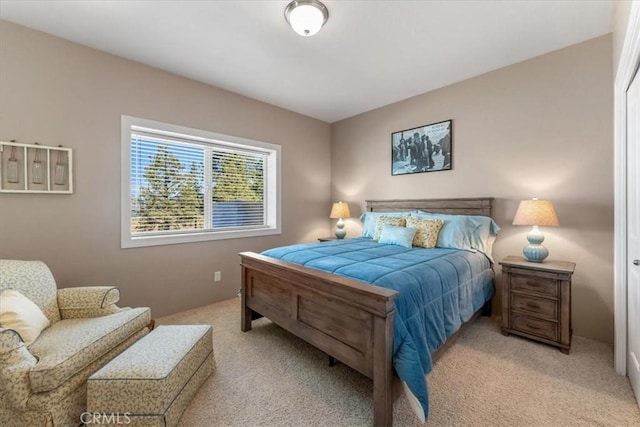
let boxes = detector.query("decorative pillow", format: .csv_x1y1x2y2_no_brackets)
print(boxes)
411,211,472,249
373,216,407,241
406,216,445,248
0,289,50,345
360,212,409,238
378,224,417,248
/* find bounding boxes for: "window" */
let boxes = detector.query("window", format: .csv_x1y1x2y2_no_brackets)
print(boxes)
121,116,280,248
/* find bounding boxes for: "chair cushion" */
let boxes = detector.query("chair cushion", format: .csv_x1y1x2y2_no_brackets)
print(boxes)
0,290,50,345
27,307,151,393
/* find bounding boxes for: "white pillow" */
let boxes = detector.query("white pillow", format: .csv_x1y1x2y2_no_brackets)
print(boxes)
0,289,50,345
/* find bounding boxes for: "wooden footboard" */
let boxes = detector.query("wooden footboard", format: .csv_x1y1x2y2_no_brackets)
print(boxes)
240,252,398,425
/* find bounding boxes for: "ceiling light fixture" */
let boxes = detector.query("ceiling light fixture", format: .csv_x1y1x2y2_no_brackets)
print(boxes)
284,0,329,37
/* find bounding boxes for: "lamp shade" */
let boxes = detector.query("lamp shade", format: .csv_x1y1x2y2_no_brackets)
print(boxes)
512,199,559,227
284,0,329,37
330,202,350,219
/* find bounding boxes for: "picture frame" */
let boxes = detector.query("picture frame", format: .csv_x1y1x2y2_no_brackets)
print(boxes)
391,119,452,176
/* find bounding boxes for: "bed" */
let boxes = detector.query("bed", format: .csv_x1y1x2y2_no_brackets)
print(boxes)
239,197,495,426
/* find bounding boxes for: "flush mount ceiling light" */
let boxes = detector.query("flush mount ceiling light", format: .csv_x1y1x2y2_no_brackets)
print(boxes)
284,0,329,37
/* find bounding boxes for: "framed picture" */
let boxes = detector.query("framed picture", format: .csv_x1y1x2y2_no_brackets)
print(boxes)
391,119,452,176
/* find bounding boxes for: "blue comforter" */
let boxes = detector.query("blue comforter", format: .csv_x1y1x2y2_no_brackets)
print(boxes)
262,238,494,420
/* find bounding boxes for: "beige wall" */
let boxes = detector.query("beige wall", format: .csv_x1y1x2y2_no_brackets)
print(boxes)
613,0,633,76
331,35,614,343
0,21,332,317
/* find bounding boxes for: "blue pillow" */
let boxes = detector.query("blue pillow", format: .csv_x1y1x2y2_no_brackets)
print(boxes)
466,216,500,255
466,215,501,236
378,224,416,248
360,211,409,238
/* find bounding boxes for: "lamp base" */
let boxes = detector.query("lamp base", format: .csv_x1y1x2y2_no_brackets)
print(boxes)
335,218,346,239
522,225,549,262
522,244,549,263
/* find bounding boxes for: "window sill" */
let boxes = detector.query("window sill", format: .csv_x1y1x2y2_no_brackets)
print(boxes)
121,227,281,248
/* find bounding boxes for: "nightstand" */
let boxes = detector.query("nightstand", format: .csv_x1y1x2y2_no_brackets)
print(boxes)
500,256,576,354
317,236,337,242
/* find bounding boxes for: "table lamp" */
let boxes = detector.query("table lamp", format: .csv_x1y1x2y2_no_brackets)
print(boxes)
512,198,559,263
330,201,351,239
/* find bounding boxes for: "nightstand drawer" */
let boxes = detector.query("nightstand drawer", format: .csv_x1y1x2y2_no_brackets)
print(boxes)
511,274,557,297
511,294,557,319
512,314,558,341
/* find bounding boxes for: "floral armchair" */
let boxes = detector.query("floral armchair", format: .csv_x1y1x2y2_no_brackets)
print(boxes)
0,260,152,426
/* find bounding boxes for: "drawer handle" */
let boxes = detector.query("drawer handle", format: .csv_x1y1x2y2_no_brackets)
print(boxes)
526,323,541,330
525,302,540,309
525,280,540,287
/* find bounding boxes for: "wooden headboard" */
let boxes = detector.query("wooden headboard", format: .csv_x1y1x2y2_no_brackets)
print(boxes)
365,197,493,217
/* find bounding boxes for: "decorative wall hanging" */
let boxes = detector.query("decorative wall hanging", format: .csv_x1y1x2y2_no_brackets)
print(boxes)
54,149,66,186
32,145,44,184
391,119,452,176
0,140,73,193
7,145,19,183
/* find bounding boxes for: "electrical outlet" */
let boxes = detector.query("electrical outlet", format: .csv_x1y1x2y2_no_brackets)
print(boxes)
214,271,221,282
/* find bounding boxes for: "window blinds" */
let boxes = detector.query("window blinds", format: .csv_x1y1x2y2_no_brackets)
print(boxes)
130,130,266,236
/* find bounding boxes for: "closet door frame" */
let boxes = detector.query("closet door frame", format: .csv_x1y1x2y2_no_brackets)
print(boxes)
614,2,640,375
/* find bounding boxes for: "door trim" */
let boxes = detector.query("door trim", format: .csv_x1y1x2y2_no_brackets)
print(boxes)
615,1,640,375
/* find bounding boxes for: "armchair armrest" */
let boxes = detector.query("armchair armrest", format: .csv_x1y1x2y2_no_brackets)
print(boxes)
57,286,123,319
0,327,38,411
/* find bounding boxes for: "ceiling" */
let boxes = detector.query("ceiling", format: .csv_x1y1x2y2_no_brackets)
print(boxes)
0,1,614,123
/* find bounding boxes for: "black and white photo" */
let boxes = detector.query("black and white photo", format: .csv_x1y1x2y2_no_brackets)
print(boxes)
392,120,452,176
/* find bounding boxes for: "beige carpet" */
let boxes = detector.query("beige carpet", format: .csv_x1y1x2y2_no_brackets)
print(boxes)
158,298,640,426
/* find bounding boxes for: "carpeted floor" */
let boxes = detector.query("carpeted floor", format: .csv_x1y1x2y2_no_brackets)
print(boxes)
158,298,640,426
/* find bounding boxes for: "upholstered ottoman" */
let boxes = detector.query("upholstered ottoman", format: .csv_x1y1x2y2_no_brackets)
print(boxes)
86,325,215,427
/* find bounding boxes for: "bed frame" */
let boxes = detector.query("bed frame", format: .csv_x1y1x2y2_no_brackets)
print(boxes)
240,197,493,426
